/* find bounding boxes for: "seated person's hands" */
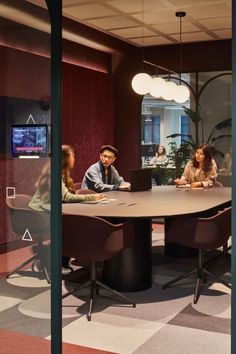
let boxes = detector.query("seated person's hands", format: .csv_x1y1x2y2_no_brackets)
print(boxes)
118,182,131,190
174,178,186,186
190,182,203,188
94,193,107,201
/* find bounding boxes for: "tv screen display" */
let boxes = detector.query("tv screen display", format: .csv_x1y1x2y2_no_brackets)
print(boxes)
11,124,48,158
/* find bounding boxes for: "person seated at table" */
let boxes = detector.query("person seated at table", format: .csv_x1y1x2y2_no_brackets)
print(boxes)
149,145,169,166
81,144,131,192
29,145,104,211
149,145,169,185
29,145,104,270
174,143,217,188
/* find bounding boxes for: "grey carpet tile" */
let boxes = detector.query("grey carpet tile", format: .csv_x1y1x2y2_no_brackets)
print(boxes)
133,323,230,354
0,229,231,353
0,277,49,300
169,302,230,334
0,300,75,338
0,303,51,337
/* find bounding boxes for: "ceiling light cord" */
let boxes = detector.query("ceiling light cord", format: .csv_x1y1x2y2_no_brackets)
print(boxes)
176,11,186,83
131,11,190,103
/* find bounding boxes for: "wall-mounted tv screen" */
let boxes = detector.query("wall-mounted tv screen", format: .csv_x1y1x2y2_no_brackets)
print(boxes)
11,124,48,158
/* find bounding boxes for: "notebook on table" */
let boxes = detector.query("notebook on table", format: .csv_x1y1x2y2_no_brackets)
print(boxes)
119,168,152,192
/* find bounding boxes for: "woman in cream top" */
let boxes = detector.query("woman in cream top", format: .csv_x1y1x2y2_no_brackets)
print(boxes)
175,143,217,188
149,145,169,166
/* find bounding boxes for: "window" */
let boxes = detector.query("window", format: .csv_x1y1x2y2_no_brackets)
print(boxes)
143,116,160,144
181,115,190,143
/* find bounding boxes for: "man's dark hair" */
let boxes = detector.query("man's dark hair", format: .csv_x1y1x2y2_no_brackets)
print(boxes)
100,145,118,157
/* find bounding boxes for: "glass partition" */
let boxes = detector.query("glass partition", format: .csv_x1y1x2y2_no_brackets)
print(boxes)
141,71,232,186
0,1,51,352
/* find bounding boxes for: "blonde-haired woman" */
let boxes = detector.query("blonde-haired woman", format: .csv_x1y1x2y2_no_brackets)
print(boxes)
30,145,104,270
30,145,103,211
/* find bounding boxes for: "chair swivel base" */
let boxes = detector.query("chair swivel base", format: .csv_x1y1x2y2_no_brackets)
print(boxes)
163,266,231,304
62,278,136,321
6,251,51,284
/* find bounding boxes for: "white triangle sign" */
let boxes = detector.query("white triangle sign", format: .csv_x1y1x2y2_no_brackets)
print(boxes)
22,229,33,241
26,114,36,124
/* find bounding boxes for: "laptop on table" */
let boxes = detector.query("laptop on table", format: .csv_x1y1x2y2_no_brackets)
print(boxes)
119,168,152,192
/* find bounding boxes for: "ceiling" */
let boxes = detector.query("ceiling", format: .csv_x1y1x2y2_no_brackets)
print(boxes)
26,0,231,47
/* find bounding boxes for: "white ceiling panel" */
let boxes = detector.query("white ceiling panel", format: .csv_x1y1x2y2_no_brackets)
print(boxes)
87,16,139,30
187,3,230,19
108,0,165,13
132,10,182,25
168,0,222,5
213,29,232,39
130,36,173,46
63,4,117,20
198,16,231,30
110,27,156,39
152,21,199,34
63,0,92,5
170,31,214,43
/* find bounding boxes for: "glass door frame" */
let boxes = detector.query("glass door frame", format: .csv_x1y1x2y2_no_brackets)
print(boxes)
48,1,236,353
232,0,236,352
46,1,62,353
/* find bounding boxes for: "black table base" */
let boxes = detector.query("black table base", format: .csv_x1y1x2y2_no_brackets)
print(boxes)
103,219,152,292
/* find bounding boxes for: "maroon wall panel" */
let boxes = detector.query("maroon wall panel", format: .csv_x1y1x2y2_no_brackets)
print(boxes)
62,63,114,183
0,46,50,99
144,39,231,74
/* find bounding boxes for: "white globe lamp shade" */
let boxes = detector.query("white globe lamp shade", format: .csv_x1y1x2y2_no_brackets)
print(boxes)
162,81,177,100
131,73,152,95
174,85,190,103
149,77,167,98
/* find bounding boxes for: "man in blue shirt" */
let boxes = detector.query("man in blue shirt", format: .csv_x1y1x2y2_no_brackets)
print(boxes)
81,145,130,192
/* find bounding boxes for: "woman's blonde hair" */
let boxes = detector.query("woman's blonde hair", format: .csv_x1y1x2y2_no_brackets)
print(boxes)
35,162,51,202
62,145,75,193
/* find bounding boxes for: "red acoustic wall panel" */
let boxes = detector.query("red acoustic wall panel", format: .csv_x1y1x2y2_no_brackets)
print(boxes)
62,63,114,183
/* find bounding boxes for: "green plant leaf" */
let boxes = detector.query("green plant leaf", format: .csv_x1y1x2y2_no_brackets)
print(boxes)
211,134,232,142
207,118,232,142
166,133,191,139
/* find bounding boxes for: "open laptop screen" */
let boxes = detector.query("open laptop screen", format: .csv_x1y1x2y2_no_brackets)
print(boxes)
129,169,152,192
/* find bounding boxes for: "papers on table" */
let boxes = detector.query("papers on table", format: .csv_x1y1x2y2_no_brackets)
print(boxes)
81,198,117,204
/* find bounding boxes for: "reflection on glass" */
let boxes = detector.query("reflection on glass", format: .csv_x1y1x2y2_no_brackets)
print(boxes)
0,1,51,352
141,71,232,187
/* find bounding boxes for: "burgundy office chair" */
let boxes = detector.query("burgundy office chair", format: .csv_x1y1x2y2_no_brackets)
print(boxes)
163,207,231,304
62,214,136,321
75,188,96,195
73,182,82,191
6,194,50,283
214,180,224,187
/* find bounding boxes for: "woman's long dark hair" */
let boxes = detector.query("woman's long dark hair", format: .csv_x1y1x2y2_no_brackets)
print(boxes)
157,146,166,156
192,143,213,172
62,145,75,193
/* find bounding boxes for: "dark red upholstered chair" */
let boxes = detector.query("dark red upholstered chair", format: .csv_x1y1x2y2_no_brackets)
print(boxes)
75,188,96,195
163,207,231,304
74,182,82,191
62,214,136,321
214,180,224,187
6,194,50,283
